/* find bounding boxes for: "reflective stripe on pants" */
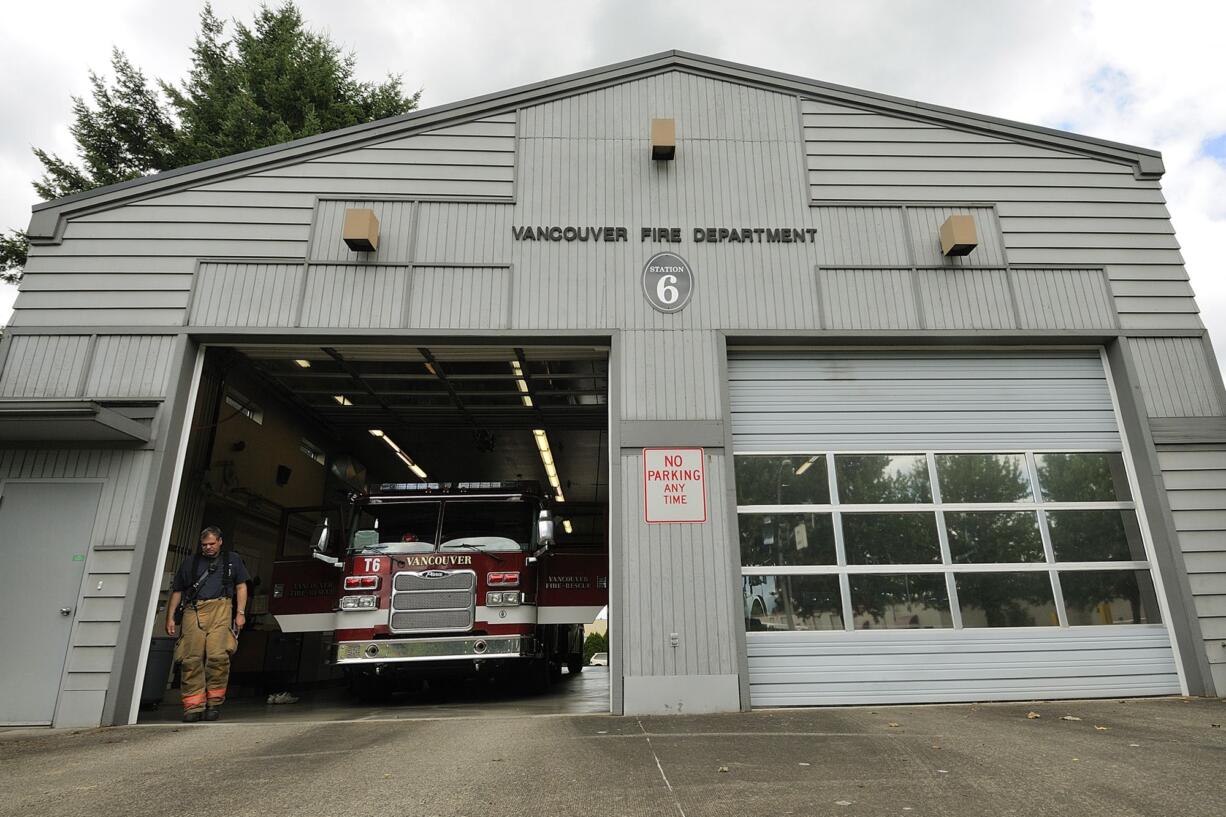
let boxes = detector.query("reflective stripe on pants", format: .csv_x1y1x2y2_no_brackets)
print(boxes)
175,598,236,712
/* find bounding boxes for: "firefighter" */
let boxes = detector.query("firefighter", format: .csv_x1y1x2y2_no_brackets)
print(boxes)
165,526,250,722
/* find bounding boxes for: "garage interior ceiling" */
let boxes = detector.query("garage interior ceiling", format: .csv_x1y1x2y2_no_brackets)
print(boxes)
223,344,610,509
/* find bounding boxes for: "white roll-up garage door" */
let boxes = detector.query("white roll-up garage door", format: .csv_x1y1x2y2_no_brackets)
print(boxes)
729,350,1183,706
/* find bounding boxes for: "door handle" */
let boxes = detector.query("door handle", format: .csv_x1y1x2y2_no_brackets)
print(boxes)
60,607,72,616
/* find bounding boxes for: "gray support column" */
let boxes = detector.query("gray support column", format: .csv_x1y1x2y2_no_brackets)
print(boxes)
1108,337,1215,695
717,335,753,710
607,331,624,715
103,335,201,724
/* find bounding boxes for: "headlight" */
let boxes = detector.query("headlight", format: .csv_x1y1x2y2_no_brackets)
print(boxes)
340,596,377,610
486,591,503,606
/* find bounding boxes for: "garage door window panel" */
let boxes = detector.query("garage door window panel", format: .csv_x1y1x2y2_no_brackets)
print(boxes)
834,454,931,504
1035,452,1132,502
738,513,836,566
936,453,1033,503
744,575,844,631
735,454,830,506
841,512,941,565
1047,509,1147,562
954,572,1059,628
945,511,1045,564
849,573,952,629
1060,570,1162,626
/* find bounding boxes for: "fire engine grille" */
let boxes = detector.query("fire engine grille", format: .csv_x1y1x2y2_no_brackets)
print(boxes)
395,572,473,592
389,570,475,634
392,590,471,610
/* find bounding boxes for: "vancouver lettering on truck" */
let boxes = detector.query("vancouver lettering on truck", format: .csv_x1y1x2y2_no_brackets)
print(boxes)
269,481,608,698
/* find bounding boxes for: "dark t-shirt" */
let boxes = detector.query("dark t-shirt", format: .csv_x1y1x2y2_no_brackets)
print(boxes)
172,551,251,601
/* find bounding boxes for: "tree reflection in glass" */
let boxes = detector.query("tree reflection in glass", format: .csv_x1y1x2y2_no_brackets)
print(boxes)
1060,570,1161,625
945,511,1044,563
936,454,1031,503
1047,510,1146,562
835,455,931,503
1036,453,1132,502
735,455,829,506
849,574,951,629
842,512,941,564
955,572,1057,627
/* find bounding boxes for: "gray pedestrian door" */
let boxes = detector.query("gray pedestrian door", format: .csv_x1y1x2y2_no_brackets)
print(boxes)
0,482,101,725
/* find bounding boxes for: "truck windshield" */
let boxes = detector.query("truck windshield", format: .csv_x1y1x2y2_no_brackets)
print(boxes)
439,500,535,553
349,501,440,554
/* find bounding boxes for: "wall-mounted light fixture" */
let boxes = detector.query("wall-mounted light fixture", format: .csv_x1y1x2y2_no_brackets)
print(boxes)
343,208,380,251
939,214,978,257
651,118,675,161
368,428,427,479
533,428,564,502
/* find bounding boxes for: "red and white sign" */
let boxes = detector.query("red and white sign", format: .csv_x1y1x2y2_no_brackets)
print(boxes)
643,448,707,523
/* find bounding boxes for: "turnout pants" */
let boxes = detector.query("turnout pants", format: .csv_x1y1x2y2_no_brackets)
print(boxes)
175,598,237,713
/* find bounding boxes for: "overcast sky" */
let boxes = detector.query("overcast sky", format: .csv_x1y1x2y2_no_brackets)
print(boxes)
1,0,1223,355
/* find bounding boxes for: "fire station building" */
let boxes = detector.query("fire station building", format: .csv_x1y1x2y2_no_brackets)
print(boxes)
2,52,1225,727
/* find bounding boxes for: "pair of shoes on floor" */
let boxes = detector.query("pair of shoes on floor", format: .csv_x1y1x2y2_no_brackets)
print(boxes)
182,710,203,723
266,691,299,704
203,708,221,721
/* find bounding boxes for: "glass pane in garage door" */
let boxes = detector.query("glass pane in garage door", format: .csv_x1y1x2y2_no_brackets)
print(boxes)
834,455,931,503
849,574,951,629
1060,570,1162,625
735,455,829,505
738,513,836,566
955,572,1058,628
744,575,843,631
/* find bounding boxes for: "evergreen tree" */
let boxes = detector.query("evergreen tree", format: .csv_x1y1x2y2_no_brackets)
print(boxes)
1,2,420,284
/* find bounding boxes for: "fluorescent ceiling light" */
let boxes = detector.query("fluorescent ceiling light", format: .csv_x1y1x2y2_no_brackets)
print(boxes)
367,428,426,479
333,395,353,406
293,359,312,368
533,428,564,502
562,519,573,534
510,360,533,408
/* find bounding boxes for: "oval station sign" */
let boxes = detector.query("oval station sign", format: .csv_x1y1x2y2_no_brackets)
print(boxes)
641,252,694,313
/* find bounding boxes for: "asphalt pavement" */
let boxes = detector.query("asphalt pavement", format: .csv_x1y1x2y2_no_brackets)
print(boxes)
2,694,1224,817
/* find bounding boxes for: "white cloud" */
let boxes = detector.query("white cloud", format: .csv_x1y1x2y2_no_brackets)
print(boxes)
2,0,1223,356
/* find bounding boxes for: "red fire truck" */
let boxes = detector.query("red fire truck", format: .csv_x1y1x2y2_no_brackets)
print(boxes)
270,482,607,696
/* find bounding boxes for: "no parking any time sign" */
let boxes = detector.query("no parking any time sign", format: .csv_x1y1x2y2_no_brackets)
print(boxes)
643,448,707,523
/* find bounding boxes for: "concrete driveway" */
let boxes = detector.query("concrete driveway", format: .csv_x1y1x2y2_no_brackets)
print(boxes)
2,697,1224,817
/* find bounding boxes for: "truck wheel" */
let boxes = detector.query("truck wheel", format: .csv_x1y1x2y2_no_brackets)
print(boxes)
567,653,583,675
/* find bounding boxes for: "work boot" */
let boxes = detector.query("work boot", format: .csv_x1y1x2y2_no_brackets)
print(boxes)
203,708,221,721
182,711,203,723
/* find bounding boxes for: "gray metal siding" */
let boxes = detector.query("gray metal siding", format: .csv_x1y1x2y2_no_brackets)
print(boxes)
415,202,514,264
190,262,304,327
802,98,1198,331
300,265,410,328
1129,338,1224,417
619,331,723,421
1013,268,1117,330
310,200,416,263
916,269,1014,330
728,351,1122,451
0,335,91,397
84,336,177,398
1157,449,1226,693
746,628,1180,705
819,268,919,330
406,266,510,329
11,114,514,328
619,448,737,678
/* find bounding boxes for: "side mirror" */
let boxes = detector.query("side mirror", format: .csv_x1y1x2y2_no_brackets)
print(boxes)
537,509,555,548
311,518,331,552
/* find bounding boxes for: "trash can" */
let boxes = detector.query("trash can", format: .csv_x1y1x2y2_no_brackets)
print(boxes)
141,637,176,709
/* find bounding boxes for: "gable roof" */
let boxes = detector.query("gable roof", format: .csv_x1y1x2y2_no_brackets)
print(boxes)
27,50,1164,240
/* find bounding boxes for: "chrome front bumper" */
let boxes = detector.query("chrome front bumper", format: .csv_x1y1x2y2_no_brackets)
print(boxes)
334,635,529,664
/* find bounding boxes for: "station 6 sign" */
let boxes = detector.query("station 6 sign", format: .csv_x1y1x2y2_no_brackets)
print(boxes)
641,252,694,313
643,448,707,523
